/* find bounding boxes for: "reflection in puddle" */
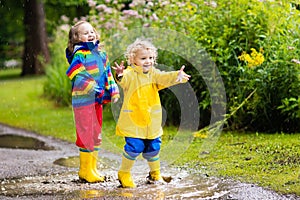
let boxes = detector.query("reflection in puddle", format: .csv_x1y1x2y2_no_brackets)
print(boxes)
0,134,55,150
3,160,290,200
53,156,119,170
68,176,230,199
50,157,231,199
53,156,79,168
77,190,106,199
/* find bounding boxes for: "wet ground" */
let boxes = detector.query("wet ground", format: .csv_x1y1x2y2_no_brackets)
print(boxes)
0,123,299,200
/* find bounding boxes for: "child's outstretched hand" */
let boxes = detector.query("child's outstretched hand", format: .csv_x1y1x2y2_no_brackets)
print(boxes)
176,65,191,82
112,61,125,77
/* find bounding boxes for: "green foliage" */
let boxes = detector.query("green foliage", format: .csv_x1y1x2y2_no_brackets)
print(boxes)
43,25,71,106
0,0,90,68
1,69,300,195
0,0,24,66
44,0,300,132
150,0,300,132
45,0,90,35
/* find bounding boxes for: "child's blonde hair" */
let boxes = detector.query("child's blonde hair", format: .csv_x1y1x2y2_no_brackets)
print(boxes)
67,21,100,53
125,38,157,65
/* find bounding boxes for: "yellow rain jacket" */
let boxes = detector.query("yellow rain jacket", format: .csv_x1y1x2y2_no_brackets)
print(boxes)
116,65,187,139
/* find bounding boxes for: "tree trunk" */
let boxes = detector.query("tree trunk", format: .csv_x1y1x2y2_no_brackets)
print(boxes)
22,0,50,76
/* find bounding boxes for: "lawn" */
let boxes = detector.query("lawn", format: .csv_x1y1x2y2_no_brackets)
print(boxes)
0,68,299,196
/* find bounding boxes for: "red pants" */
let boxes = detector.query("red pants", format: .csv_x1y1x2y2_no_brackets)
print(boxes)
73,103,102,151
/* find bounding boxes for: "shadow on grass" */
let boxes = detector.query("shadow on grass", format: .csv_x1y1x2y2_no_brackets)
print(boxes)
0,68,22,81
0,68,43,81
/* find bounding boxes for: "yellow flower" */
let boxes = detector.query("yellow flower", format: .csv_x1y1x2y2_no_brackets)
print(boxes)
193,131,208,139
187,2,197,15
238,48,265,68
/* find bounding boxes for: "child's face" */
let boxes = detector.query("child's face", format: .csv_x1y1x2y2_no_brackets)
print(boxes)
78,23,97,43
133,49,155,73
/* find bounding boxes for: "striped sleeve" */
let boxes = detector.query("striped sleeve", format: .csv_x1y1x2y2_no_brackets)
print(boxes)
66,51,87,81
103,55,119,103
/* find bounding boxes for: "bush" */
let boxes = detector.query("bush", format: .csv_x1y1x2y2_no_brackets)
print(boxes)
151,0,300,132
43,24,71,106
44,0,300,132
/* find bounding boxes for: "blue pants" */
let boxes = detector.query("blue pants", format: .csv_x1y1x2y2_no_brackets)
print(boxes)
123,137,161,161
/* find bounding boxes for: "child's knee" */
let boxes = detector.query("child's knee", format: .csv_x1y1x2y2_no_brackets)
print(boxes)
142,151,160,161
124,137,145,158
123,151,139,160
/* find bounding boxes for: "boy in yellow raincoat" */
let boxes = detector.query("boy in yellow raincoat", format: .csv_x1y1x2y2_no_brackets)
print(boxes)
113,38,190,188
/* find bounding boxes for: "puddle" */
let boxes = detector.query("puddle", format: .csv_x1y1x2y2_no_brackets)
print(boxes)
1,154,233,199
0,134,55,150
0,170,233,200
0,124,299,200
53,156,119,170
2,171,298,200
53,156,79,168
1,158,299,200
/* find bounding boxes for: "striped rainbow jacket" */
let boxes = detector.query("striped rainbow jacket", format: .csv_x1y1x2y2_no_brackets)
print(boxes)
66,41,119,107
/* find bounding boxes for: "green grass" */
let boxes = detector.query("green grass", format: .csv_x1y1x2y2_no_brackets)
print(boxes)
0,68,124,152
0,68,299,196
0,68,23,80
177,132,300,195
0,68,75,141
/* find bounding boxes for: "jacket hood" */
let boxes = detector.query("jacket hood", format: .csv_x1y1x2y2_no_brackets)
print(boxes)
65,40,100,64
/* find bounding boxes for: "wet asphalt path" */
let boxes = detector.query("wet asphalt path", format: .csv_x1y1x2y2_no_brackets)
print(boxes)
0,123,299,200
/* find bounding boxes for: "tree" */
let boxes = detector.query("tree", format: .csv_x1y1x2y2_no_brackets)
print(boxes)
22,0,50,75
0,0,89,72
0,1,24,67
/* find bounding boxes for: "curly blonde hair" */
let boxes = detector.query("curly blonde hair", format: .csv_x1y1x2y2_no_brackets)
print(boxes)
125,38,157,65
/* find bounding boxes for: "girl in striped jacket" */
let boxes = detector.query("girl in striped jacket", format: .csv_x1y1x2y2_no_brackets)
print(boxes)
66,21,119,183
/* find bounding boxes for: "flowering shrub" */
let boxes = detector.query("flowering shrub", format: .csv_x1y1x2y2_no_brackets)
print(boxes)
238,48,265,68
43,23,71,106
44,0,300,132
